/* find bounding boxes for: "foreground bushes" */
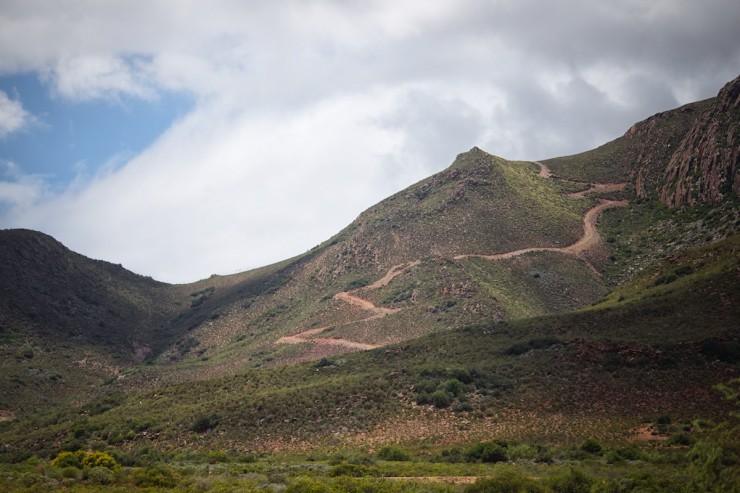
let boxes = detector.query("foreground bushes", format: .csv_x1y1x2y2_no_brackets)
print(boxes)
51,450,117,469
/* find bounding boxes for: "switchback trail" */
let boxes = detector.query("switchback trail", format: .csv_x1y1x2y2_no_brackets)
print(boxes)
275,162,627,352
274,262,418,350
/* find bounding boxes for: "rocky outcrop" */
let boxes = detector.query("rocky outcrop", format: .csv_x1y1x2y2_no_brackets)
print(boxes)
660,75,740,206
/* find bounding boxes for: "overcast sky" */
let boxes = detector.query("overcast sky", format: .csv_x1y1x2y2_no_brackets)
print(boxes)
1,0,739,283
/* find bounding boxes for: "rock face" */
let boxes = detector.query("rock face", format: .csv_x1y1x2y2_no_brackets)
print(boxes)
660,75,740,206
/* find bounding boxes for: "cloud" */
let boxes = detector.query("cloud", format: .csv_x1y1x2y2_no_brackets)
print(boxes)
0,90,32,138
0,160,46,210
0,0,739,282
5,90,424,282
45,55,156,101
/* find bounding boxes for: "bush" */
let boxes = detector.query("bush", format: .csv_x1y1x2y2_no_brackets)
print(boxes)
504,342,530,356
52,450,117,470
442,378,465,396
377,445,410,461
80,450,117,469
60,466,80,479
346,278,370,290
133,465,177,488
547,468,594,493
191,413,219,432
207,450,229,463
466,469,544,492
52,451,82,469
286,476,334,493
466,442,508,463
580,438,603,455
668,433,695,446
430,390,452,408
85,466,114,485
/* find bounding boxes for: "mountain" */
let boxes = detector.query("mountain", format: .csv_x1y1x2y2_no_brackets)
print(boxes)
0,76,738,491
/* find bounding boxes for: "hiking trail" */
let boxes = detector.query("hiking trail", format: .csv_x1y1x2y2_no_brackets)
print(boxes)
276,162,627,351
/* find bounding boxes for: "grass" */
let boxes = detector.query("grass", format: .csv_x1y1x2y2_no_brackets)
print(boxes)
0,435,725,492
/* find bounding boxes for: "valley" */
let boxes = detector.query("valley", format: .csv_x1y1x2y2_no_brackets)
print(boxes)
0,76,737,492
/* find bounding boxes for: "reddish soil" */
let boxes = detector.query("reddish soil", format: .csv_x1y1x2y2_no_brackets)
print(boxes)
275,262,416,349
536,161,552,178
629,423,669,442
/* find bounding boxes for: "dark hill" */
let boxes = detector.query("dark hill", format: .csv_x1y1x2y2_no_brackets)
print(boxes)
0,229,181,358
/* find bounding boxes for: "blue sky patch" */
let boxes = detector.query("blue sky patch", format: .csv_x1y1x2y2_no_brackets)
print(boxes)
0,74,193,190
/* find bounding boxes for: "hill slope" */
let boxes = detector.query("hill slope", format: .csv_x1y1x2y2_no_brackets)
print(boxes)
0,76,737,474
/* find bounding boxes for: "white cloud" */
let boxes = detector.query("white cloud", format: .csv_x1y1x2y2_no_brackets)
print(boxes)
0,91,32,138
0,160,46,209
0,0,739,281
6,90,424,282
46,55,155,101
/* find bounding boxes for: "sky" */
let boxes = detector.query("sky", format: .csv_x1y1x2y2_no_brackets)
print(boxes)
0,1,739,283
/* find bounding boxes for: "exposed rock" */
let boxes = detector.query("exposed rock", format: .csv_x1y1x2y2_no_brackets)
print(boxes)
660,75,740,206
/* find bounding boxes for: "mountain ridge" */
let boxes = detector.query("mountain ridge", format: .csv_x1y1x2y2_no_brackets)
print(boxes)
0,77,737,486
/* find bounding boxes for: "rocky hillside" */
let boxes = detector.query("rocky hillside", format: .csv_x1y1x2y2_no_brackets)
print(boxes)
660,75,740,206
544,74,739,208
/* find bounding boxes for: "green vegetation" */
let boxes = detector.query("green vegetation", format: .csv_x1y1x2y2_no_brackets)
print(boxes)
0,82,738,491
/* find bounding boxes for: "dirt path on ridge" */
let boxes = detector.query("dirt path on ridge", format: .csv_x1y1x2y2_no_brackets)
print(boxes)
536,161,552,178
568,182,625,199
275,262,417,350
454,199,627,261
275,163,627,353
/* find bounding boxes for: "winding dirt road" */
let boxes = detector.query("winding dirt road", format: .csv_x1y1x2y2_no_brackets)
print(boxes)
536,161,552,178
275,163,627,352
454,198,627,261
275,262,418,349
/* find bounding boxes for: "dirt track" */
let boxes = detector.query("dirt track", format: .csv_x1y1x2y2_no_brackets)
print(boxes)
536,161,552,178
275,262,416,349
276,163,627,352
454,199,627,261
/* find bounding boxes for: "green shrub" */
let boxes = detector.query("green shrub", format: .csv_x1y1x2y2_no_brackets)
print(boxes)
466,469,544,492
85,466,114,485
504,342,530,356
430,390,452,408
654,274,677,286
466,442,508,463
286,476,334,493
60,466,80,479
377,445,410,461
547,468,594,493
580,438,603,455
346,278,370,290
441,378,464,396
51,451,82,469
133,465,177,488
207,450,229,463
191,413,219,432
668,433,695,446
